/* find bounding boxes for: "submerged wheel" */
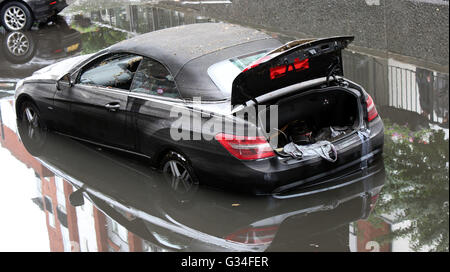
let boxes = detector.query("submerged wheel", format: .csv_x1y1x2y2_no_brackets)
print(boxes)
17,101,47,156
1,2,33,31
161,151,199,196
20,101,44,135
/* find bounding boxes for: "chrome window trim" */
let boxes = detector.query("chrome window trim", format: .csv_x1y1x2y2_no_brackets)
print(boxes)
128,92,185,104
75,85,130,96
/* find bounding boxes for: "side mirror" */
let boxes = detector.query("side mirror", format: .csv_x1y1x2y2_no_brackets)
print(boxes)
69,188,85,207
57,73,74,90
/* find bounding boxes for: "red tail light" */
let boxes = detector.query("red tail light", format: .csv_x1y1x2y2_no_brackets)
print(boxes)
215,133,276,160
49,1,57,5
270,58,310,80
366,94,378,122
225,226,279,244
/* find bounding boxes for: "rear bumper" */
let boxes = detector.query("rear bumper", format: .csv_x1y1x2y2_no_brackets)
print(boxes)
192,116,384,195
27,0,68,22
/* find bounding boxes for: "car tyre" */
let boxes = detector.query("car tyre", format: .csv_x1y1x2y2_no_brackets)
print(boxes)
1,2,33,32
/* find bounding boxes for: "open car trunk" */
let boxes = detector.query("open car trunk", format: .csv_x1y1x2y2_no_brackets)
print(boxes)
229,36,364,161
262,87,362,159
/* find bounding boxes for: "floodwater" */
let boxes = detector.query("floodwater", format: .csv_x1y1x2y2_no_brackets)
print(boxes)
0,0,448,252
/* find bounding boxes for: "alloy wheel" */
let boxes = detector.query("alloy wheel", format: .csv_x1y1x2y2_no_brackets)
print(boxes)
23,106,40,140
163,160,195,194
6,32,29,56
4,6,27,31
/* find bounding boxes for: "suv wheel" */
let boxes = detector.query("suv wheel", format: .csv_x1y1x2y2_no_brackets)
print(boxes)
2,31,36,64
1,2,33,31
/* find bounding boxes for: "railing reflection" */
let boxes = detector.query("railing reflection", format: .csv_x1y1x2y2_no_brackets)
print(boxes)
88,5,216,35
344,51,449,127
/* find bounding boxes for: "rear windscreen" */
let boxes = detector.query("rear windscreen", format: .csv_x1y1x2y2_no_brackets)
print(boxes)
207,50,269,96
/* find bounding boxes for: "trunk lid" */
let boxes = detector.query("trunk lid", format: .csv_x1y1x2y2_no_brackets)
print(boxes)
231,36,354,106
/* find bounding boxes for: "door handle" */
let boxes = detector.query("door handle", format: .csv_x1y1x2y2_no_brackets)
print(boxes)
105,102,121,112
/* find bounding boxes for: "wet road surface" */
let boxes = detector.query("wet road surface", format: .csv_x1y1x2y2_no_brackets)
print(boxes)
0,0,448,252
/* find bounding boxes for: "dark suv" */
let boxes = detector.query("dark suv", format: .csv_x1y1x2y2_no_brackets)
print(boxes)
0,0,67,31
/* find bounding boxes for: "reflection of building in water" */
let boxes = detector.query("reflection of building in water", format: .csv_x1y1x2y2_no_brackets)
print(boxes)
344,51,449,127
350,220,392,252
0,99,147,252
0,101,77,251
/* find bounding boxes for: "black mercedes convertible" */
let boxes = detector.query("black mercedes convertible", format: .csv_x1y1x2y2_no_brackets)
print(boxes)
14,23,384,194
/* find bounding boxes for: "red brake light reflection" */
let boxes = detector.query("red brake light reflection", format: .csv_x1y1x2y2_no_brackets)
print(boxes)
225,226,279,244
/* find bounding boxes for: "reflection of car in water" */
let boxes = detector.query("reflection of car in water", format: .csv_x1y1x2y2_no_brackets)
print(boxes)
0,0,68,31
18,119,386,251
0,16,81,89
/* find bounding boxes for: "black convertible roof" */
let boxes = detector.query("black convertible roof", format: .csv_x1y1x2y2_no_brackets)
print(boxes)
110,23,272,76
109,23,281,100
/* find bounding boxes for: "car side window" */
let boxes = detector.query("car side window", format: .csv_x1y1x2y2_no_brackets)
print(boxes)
130,58,179,98
79,54,143,91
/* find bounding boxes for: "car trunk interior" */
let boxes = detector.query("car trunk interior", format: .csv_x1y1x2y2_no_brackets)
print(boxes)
262,88,361,155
